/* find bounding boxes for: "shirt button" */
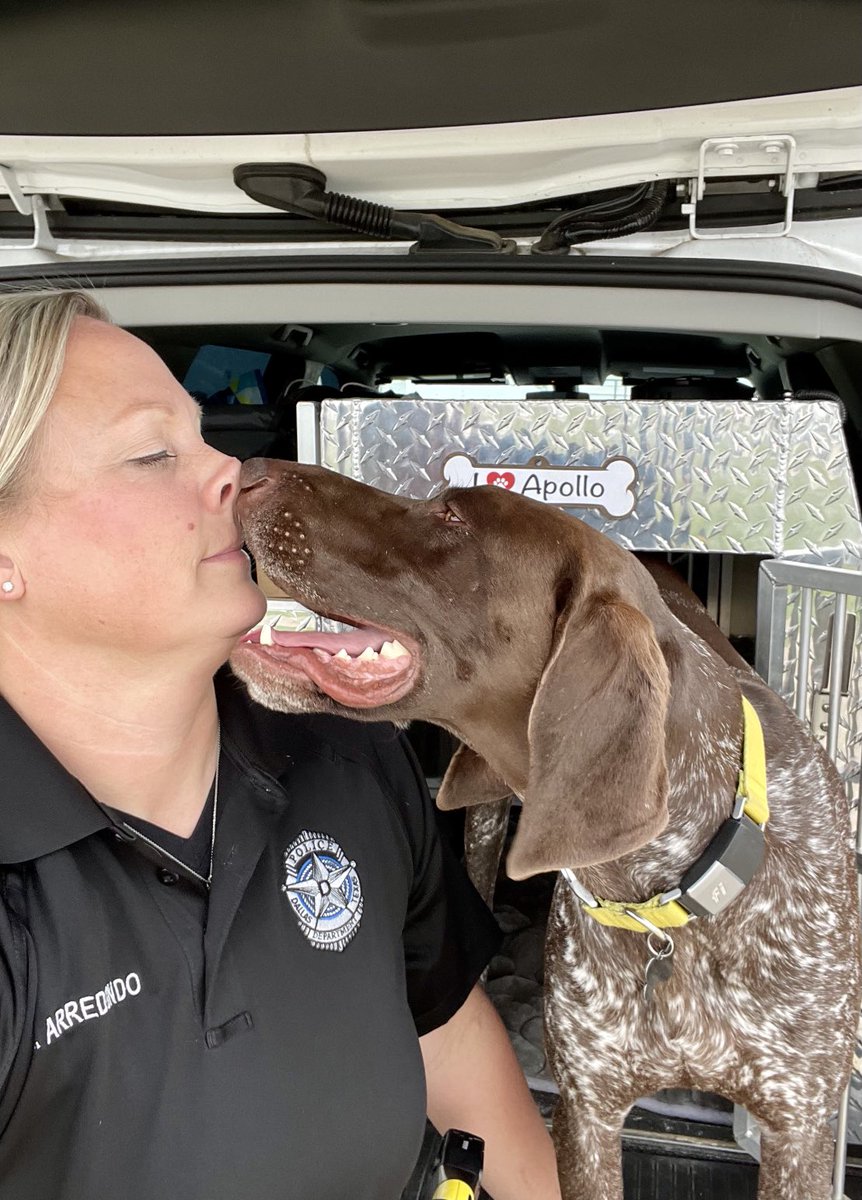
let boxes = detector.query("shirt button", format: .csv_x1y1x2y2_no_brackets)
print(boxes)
157,868,180,886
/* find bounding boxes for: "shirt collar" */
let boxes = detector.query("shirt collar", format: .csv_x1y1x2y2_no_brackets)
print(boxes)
0,691,112,864
0,667,288,866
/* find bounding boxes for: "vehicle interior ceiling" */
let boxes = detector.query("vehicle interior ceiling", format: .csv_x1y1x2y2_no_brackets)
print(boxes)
136,320,862,782
139,319,862,462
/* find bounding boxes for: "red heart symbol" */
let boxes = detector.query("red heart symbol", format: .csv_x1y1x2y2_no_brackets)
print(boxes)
487,471,515,489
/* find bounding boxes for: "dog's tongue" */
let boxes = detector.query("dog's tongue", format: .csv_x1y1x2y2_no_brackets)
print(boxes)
241,621,408,659
239,620,414,708
263,627,389,655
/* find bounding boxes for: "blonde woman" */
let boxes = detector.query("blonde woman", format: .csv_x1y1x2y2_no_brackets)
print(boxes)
0,291,560,1200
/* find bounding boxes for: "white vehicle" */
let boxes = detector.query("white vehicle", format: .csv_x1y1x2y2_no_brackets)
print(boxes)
2,5,861,1196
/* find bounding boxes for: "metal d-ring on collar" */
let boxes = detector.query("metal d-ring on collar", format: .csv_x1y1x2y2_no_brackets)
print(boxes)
623,909,676,950
121,730,220,890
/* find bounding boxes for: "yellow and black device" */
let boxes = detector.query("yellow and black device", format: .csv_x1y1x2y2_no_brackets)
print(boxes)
427,1129,485,1200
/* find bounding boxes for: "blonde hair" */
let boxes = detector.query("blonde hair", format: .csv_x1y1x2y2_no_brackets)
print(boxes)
0,289,110,515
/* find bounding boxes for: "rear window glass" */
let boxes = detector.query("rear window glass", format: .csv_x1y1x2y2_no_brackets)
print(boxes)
183,345,271,406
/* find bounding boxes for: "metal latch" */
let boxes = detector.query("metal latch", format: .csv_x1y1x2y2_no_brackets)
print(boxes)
0,163,58,253
682,135,798,240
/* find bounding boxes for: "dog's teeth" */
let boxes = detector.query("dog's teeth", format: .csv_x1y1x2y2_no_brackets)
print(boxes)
379,640,409,659
259,622,274,646
334,648,351,662
358,647,378,661
312,647,332,662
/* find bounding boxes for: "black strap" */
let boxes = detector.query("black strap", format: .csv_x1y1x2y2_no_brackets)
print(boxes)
0,867,37,1139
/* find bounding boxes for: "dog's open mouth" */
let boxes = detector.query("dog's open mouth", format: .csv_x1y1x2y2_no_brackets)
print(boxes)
235,616,419,709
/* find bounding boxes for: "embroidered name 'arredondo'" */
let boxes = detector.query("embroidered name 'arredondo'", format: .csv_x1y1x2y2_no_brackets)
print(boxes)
0,669,500,1200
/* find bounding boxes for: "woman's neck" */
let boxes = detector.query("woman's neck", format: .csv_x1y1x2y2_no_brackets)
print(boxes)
0,638,222,836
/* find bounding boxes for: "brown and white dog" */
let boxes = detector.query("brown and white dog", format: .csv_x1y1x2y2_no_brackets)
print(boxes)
232,459,861,1200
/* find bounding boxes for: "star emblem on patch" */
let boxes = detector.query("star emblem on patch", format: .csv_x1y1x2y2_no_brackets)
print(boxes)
282,829,363,952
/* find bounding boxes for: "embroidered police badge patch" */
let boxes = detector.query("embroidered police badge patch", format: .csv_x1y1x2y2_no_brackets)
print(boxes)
282,829,363,952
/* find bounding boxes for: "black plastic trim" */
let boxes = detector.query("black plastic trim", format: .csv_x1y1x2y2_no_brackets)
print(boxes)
2,256,862,315
2,184,861,243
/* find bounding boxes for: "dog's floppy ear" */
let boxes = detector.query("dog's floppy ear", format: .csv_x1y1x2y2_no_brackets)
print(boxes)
437,742,512,811
507,592,670,879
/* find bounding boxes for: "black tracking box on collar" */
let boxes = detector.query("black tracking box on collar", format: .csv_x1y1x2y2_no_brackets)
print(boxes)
678,814,766,919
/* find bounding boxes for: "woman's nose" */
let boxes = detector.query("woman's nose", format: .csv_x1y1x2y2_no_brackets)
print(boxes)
209,452,242,509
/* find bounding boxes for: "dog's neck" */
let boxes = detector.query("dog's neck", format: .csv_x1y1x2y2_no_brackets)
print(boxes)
576,615,744,904
441,597,745,901
443,702,532,803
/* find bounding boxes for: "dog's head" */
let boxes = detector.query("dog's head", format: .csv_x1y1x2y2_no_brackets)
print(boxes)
233,460,671,877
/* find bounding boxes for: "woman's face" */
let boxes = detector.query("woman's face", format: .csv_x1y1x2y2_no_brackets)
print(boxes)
1,317,266,663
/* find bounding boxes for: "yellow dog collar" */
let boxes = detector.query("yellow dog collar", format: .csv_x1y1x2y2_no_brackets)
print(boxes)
563,695,769,932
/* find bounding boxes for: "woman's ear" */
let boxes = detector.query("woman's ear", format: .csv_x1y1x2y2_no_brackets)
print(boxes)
506,593,670,880
0,553,24,599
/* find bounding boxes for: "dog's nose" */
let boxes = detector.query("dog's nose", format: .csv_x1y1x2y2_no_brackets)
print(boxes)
237,458,280,524
239,458,274,492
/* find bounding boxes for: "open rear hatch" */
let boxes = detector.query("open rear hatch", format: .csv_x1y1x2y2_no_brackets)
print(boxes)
1,0,861,253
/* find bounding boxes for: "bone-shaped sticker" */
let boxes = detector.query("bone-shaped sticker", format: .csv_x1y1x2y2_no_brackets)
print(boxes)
442,453,637,519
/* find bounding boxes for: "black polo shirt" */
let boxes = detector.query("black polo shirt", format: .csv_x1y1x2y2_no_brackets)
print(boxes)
0,669,500,1200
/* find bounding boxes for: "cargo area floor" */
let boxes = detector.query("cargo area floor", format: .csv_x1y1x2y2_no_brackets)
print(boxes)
566,1101,862,1200
624,1147,757,1198
622,1146,862,1198
402,1120,862,1198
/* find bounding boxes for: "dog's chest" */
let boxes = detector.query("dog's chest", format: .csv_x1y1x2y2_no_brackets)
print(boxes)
543,870,855,1101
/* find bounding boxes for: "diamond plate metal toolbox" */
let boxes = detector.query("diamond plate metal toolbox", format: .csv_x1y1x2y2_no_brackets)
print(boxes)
314,396,862,560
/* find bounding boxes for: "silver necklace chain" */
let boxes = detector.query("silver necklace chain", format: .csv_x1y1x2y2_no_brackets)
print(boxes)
121,730,220,889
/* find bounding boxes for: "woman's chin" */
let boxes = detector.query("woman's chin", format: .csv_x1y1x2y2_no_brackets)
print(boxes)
208,582,268,654
246,584,269,626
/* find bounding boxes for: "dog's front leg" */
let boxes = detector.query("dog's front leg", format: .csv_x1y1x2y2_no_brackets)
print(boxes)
552,1099,625,1200
757,1121,835,1200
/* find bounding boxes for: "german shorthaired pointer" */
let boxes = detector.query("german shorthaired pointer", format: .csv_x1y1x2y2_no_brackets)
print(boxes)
233,460,861,1200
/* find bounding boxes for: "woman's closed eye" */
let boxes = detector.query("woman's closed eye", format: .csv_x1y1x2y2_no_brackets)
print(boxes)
130,451,178,468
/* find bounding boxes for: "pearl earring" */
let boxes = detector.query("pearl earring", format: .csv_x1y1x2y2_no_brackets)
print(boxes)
1,581,13,593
